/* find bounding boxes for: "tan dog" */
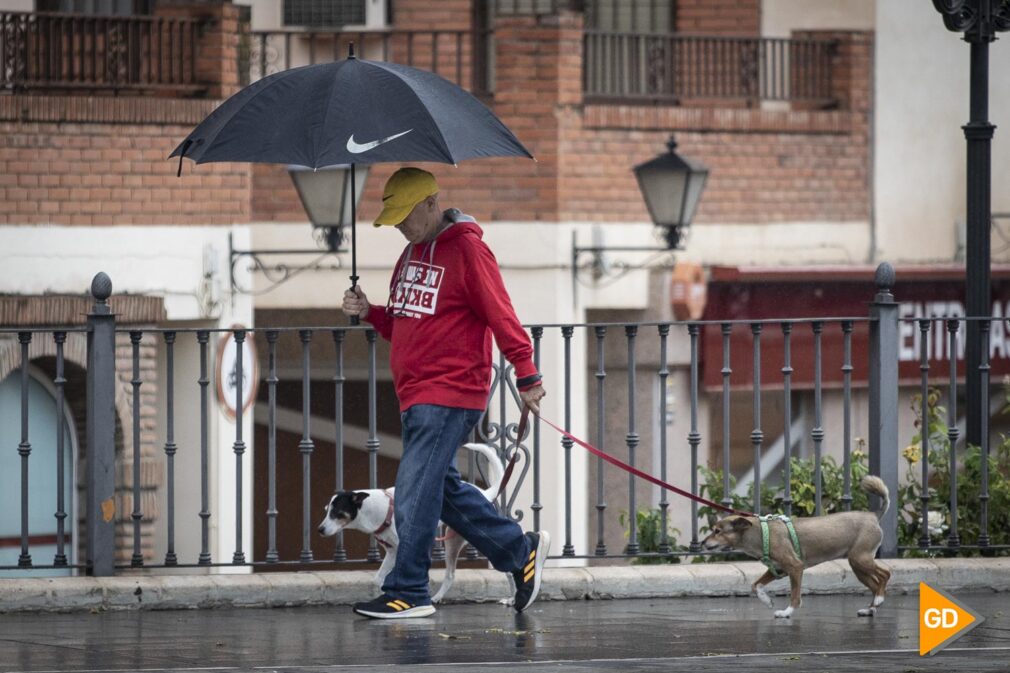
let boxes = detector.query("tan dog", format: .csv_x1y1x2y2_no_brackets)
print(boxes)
701,475,891,619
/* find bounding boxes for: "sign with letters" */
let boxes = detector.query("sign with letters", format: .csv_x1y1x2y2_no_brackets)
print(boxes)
919,582,984,656
391,261,445,319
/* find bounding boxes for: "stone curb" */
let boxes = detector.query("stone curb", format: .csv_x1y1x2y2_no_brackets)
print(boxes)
1,558,1007,613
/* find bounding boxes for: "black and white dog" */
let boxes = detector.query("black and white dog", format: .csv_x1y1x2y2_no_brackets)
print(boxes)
317,442,510,604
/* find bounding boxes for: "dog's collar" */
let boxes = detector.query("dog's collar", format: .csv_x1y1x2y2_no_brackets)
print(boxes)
758,514,803,578
374,489,395,540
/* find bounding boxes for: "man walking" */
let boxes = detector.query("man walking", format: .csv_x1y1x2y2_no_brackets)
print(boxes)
342,167,549,619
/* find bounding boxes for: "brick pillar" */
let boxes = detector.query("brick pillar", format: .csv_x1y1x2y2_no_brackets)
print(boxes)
158,1,245,99
490,10,584,221
794,30,874,112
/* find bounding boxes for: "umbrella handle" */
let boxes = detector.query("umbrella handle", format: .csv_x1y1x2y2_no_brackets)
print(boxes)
349,276,360,326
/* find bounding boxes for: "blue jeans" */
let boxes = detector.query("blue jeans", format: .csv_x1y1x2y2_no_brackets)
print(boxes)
382,404,531,604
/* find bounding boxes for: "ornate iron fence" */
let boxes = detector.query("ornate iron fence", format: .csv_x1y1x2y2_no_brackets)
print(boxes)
0,10,204,95
583,32,837,106
243,28,489,97
2,265,1006,576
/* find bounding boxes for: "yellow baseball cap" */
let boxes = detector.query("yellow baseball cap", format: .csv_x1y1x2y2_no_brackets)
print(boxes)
373,167,439,227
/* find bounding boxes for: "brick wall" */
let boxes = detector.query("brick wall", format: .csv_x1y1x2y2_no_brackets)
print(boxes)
0,117,250,226
250,9,871,228
676,0,760,35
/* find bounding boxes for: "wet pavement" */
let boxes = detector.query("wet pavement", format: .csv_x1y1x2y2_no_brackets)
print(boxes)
1,592,1009,673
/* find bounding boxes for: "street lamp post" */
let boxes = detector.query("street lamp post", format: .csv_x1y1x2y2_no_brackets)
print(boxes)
932,1,1010,455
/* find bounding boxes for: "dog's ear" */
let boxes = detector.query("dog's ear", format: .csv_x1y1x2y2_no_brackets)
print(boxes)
731,517,753,531
351,492,370,507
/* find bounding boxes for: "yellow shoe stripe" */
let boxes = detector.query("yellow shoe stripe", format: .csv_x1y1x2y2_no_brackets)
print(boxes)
393,600,411,610
524,560,536,574
524,569,535,583
386,602,404,611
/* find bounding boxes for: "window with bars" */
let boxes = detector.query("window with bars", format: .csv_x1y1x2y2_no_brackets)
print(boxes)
283,0,367,27
584,0,675,33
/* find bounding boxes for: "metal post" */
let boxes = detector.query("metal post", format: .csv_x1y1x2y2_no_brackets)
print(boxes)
266,331,279,563
197,330,212,565
931,0,1009,460
868,262,899,558
781,322,793,516
657,324,671,554
978,318,991,548
53,331,68,567
562,325,575,557
163,331,177,566
232,329,246,565
964,31,993,456
18,332,32,568
946,320,961,549
624,324,639,555
720,323,732,512
86,272,116,577
129,331,143,568
531,327,543,532
688,323,701,552
332,329,347,562
366,329,381,562
918,319,932,548
811,322,824,516
841,321,854,511
299,329,314,563
594,325,607,556
750,323,763,516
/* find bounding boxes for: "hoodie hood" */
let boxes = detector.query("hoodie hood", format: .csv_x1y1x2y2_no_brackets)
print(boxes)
434,208,482,243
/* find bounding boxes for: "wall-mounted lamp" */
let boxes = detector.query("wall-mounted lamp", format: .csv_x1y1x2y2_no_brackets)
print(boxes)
572,135,709,301
229,164,369,294
633,135,709,250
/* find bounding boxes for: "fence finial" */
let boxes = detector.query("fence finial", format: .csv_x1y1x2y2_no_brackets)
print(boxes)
874,262,895,300
91,272,112,306
91,270,113,313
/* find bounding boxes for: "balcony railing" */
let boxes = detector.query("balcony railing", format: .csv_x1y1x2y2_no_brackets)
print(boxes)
244,28,490,97
583,32,838,106
0,11,205,96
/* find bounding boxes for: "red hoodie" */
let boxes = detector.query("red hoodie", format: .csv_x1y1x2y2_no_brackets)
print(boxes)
365,217,539,412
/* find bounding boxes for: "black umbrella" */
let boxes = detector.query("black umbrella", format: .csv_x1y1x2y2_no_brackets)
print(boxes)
170,47,533,321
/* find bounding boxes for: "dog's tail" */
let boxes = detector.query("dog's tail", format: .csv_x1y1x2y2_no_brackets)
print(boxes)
860,475,890,520
462,442,506,502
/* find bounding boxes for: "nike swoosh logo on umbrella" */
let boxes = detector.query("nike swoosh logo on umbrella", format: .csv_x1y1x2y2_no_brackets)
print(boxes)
346,129,413,154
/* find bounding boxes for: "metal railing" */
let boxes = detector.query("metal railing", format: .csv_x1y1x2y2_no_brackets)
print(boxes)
243,28,490,96
1,264,1006,576
583,32,837,106
0,11,204,95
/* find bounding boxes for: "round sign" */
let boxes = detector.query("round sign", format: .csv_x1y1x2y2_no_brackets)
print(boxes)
216,326,259,420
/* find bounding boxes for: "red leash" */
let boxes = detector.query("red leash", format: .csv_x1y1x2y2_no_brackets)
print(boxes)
531,408,754,518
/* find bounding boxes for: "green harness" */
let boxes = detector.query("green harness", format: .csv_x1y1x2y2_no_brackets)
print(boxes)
759,514,803,578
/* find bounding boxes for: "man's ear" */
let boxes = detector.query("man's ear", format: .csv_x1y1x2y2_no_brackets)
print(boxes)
731,517,753,531
352,492,370,507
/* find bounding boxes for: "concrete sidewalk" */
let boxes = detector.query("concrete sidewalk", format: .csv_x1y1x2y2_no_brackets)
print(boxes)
1,557,1008,613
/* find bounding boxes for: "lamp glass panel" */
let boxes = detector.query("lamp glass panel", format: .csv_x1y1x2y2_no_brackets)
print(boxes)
637,165,688,226
680,171,709,227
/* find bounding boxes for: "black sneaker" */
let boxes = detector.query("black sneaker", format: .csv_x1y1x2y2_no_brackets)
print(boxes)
352,594,435,619
512,530,550,612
